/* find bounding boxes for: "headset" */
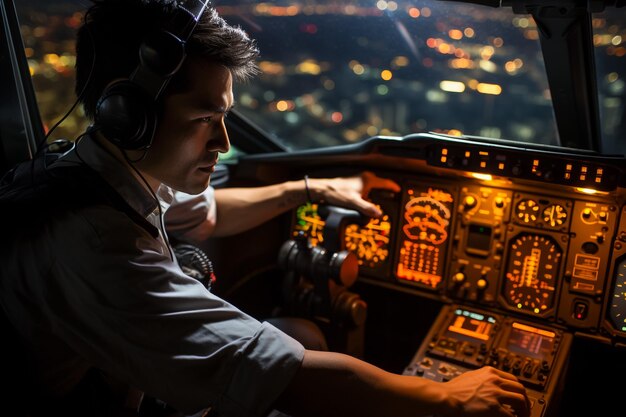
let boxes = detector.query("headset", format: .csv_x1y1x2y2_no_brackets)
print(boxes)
94,0,211,151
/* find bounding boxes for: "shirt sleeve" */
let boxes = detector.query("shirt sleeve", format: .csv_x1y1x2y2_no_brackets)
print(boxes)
164,187,218,244
42,205,304,416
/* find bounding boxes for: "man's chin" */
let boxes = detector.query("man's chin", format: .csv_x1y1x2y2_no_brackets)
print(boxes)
171,178,211,195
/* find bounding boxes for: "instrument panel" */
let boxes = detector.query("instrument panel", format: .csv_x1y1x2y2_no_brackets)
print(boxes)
402,305,573,417
290,172,626,345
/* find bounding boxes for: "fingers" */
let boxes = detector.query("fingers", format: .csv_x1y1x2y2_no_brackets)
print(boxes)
465,366,530,417
486,366,523,382
486,367,530,417
356,199,382,218
498,405,518,417
499,390,531,417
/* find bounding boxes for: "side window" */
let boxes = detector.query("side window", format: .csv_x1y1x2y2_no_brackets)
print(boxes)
593,7,626,155
16,1,88,142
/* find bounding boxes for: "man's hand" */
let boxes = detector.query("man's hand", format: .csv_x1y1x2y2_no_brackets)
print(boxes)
308,171,400,218
440,366,531,417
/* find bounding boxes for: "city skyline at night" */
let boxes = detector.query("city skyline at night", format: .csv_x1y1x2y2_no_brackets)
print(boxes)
14,0,626,153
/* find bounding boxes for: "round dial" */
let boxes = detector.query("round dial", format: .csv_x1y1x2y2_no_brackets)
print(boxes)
402,196,451,245
542,204,567,227
293,203,324,246
609,258,626,333
344,210,391,268
502,234,562,314
515,199,539,223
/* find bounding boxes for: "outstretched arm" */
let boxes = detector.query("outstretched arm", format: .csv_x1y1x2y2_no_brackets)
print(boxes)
211,171,400,237
275,350,530,417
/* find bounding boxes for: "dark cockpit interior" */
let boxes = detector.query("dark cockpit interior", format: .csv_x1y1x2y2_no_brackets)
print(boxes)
2,0,626,416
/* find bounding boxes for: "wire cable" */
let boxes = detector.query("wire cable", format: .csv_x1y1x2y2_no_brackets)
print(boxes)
123,152,174,262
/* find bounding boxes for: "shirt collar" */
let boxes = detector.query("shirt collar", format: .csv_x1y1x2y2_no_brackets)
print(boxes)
58,134,175,219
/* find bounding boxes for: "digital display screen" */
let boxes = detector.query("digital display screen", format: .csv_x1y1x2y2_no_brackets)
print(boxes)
446,309,496,341
506,322,556,360
466,223,492,255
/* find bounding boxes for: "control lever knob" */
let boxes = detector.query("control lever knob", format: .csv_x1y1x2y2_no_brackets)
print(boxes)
329,250,359,288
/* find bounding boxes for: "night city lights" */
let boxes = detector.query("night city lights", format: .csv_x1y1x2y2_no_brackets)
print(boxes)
16,0,626,152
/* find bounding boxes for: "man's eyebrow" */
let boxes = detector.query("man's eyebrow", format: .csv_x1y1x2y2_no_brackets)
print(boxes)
192,101,237,113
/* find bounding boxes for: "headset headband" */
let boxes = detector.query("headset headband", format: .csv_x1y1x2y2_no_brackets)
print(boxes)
130,0,211,101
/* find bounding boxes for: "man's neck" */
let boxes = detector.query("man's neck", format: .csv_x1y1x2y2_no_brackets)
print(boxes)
92,132,161,194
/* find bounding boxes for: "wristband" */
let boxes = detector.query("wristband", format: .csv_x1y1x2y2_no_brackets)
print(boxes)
303,175,313,203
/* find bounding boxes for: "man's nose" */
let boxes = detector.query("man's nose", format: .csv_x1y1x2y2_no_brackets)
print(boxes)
213,119,230,153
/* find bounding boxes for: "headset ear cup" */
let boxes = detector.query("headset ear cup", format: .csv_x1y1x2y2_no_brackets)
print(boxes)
94,80,158,150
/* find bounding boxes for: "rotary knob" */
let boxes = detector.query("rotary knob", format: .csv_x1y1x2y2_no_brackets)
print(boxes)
463,195,477,210
477,278,488,290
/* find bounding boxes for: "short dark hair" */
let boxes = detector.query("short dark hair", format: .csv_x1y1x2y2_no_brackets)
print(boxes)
76,0,259,120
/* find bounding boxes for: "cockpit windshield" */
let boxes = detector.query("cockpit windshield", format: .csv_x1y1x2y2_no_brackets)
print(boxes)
218,0,558,150
14,0,626,154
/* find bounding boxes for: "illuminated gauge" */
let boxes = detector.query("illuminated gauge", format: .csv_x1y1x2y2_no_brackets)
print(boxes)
293,203,325,246
503,234,562,314
515,199,540,223
344,211,391,268
609,258,626,333
402,196,451,245
542,204,567,227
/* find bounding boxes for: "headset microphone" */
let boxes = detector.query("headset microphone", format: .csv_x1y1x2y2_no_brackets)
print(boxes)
94,0,211,151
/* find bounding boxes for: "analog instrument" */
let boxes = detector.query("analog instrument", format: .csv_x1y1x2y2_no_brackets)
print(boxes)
502,234,562,314
293,203,325,246
344,208,392,268
396,187,454,288
542,204,567,227
515,199,539,223
402,196,451,245
609,258,626,333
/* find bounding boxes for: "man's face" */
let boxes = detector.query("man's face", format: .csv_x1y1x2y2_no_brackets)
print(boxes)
136,58,233,194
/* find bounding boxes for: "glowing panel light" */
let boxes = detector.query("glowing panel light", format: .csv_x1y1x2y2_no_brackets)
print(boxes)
574,188,609,196
576,188,598,195
472,173,493,181
440,80,466,93
477,83,502,95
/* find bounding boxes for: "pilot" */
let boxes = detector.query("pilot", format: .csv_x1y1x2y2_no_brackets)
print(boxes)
0,1,530,417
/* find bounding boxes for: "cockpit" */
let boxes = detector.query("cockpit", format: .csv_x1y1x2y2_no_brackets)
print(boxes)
2,1,626,416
